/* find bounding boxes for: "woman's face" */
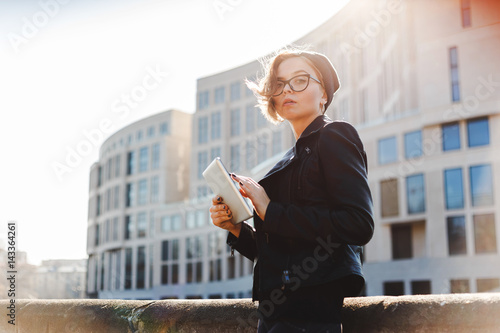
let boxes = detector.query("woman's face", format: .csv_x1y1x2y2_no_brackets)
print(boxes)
272,56,327,124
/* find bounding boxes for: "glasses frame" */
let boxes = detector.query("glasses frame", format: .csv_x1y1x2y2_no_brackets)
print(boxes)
272,73,322,97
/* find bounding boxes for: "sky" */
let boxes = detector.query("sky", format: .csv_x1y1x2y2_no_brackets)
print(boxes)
0,0,351,265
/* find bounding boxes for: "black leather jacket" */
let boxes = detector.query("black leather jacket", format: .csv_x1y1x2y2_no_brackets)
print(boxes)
228,115,374,301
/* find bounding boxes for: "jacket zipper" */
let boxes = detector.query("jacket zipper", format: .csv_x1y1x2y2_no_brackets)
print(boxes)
281,239,293,290
297,146,311,191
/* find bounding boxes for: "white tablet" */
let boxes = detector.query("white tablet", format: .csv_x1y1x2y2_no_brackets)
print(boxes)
203,157,253,224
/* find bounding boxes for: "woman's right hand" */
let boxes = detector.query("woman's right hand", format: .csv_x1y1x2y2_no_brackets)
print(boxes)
209,196,242,237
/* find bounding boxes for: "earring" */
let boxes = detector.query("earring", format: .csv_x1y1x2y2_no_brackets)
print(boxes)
320,102,326,114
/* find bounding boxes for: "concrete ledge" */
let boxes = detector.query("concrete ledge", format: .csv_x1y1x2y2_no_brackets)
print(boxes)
1,293,499,332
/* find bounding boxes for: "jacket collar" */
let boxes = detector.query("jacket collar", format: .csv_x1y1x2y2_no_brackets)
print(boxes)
297,115,332,142
259,115,332,182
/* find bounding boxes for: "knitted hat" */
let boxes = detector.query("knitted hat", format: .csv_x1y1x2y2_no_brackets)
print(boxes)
300,51,340,110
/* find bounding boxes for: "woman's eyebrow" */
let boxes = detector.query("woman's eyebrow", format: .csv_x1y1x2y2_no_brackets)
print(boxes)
277,70,308,80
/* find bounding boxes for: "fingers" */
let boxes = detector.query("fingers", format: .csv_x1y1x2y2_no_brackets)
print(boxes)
209,203,225,213
209,199,233,230
211,195,223,205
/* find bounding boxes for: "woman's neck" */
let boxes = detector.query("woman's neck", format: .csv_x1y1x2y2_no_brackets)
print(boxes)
290,113,322,140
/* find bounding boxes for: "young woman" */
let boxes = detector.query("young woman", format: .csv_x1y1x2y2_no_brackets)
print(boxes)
210,48,374,332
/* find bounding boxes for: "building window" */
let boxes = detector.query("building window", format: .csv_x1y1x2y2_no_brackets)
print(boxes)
161,215,182,232
384,281,404,296
96,195,102,217
161,239,179,285
110,250,121,290
208,232,224,282
112,217,119,241
124,215,134,240
198,90,209,110
186,211,196,229
246,141,256,170
126,183,135,207
404,130,422,159
380,179,399,217
474,214,497,254
147,126,155,138
114,185,120,209
230,81,241,101
411,280,431,295
214,86,225,104
138,179,148,205
210,147,221,161
477,278,500,293
444,168,464,209
151,143,160,170
106,158,112,181
209,259,222,282
95,224,100,246
461,0,471,28
450,47,460,102
246,105,256,133
137,130,143,142
125,248,132,290
105,219,110,243
211,112,221,140
197,151,208,179
139,147,148,172
467,117,489,147
127,151,136,175
257,109,267,127
197,185,210,198
198,116,209,144
196,209,206,228
246,79,255,97
230,144,240,172
391,224,412,259
137,246,146,289
406,174,426,214
442,122,461,151
115,155,121,177
230,108,241,137
470,164,494,206
186,236,203,283
106,189,111,212
447,216,467,255
378,136,397,165
450,279,470,293
137,212,147,238
257,136,267,165
160,122,169,135
151,176,159,203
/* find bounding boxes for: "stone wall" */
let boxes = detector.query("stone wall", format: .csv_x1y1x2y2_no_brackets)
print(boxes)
1,293,500,332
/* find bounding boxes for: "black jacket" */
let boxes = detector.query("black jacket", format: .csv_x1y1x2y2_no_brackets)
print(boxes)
228,115,374,302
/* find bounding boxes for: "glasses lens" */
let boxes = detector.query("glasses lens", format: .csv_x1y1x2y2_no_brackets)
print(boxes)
290,75,309,92
273,82,284,96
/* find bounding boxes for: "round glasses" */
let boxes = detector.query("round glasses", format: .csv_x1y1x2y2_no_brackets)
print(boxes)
272,74,322,97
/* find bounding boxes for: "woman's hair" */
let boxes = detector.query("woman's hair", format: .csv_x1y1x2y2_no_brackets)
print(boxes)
246,45,327,124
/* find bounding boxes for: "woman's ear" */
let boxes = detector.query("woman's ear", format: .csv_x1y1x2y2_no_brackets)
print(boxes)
321,88,328,104
321,97,328,108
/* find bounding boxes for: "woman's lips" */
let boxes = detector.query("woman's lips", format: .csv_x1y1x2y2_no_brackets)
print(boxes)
283,98,296,106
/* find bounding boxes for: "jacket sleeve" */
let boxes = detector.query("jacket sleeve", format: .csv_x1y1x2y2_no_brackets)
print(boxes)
226,221,258,261
262,122,374,245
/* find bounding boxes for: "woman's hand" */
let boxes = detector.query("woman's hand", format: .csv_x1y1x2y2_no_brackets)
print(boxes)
231,173,270,221
209,196,242,237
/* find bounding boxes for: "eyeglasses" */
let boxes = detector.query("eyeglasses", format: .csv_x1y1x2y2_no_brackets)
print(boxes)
272,74,322,97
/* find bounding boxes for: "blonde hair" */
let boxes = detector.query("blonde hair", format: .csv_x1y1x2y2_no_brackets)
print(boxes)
246,45,326,124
